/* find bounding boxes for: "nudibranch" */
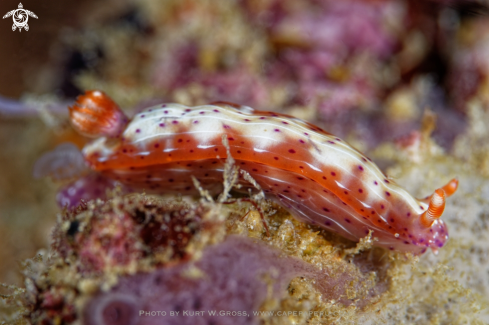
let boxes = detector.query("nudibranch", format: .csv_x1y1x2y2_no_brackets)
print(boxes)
69,90,458,254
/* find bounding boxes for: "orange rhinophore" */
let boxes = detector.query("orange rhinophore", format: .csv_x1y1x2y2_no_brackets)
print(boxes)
420,189,446,228
440,178,459,197
68,90,128,138
419,178,457,228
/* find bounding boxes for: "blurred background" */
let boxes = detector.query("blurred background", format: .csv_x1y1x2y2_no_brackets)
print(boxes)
0,0,488,285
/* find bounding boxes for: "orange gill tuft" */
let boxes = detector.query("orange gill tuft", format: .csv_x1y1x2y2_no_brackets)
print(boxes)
69,90,128,138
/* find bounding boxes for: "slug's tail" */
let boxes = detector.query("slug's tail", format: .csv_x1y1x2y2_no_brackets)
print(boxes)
420,178,458,227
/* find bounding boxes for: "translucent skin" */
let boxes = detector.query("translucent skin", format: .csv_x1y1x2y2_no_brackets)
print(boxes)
81,101,455,254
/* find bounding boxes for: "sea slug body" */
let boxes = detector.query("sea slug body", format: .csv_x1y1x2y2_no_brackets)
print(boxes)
70,91,458,254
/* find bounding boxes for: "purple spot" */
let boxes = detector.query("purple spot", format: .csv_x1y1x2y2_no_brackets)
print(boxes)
259,117,266,120
374,181,378,185
135,129,141,133
282,121,289,125
289,149,296,154
161,104,167,108
325,221,331,226
274,129,280,132
223,125,231,129
213,109,220,113
154,144,160,148
164,110,168,114
331,172,336,176
304,132,309,136
345,218,351,223
200,111,206,115
159,123,165,127
244,119,250,121
193,120,199,124
172,120,179,124
358,189,363,193
185,109,192,112
140,114,145,118
328,141,335,144
385,191,391,196
274,157,279,160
